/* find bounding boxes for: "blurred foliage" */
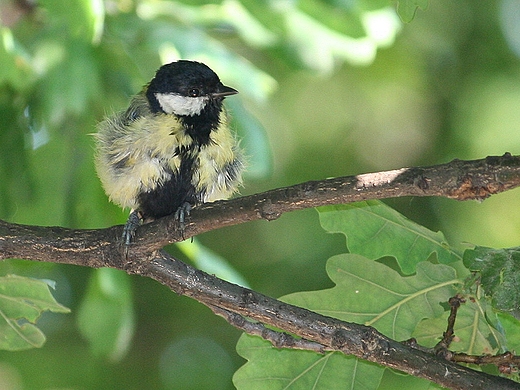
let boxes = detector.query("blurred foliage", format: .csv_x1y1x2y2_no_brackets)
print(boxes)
236,334,385,389
1,0,520,389
395,0,428,23
77,268,135,362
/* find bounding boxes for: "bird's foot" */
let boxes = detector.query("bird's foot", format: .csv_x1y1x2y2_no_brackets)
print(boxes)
174,202,192,239
122,210,142,246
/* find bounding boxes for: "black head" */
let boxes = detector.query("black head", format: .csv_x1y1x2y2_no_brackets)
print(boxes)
146,60,238,116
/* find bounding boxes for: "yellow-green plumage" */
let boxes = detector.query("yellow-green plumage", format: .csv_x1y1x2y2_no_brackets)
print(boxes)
94,60,243,234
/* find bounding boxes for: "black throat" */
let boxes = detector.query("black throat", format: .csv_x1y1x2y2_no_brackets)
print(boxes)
178,98,223,146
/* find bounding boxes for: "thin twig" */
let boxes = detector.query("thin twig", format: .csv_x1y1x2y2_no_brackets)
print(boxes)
435,295,465,356
434,295,520,374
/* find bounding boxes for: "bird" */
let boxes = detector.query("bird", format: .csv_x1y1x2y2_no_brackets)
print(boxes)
95,60,244,244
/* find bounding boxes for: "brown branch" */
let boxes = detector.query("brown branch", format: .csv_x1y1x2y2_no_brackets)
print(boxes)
135,153,520,249
135,250,519,390
2,154,518,259
435,295,466,355
434,295,520,374
2,154,520,389
453,352,520,374
209,305,328,353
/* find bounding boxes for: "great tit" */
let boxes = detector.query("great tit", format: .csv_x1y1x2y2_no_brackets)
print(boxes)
95,60,244,244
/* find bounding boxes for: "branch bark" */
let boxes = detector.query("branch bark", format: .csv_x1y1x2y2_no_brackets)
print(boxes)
137,153,520,249
2,154,520,389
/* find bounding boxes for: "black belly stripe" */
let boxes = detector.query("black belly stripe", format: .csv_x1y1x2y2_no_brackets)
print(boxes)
137,153,198,220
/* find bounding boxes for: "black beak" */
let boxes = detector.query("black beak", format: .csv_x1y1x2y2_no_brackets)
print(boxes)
212,84,238,98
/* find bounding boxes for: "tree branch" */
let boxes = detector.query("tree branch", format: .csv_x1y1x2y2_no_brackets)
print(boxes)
137,153,520,249
138,250,519,390
2,154,520,389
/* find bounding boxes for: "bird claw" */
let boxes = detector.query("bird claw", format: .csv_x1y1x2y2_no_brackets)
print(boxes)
122,210,141,246
121,203,191,251
174,202,192,238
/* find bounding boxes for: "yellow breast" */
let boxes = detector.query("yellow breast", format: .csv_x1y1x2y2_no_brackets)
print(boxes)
95,108,243,211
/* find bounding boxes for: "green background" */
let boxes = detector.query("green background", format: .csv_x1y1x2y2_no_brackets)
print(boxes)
1,0,520,389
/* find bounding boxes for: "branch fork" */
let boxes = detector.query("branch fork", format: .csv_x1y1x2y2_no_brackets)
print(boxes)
2,154,520,389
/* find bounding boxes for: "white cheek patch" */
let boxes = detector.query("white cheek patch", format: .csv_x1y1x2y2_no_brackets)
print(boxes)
155,93,207,116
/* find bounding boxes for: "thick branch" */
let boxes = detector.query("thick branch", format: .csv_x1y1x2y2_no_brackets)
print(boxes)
136,250,518,390
2,154,518,259
1,154,520,389
137,153,520,249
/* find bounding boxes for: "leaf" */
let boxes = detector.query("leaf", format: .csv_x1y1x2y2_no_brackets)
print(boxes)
234,256,461,389
359,0,394,12
0,275,70,351
241,0,401,71
0,27,34,90
395,0,428,23
239,0,290,35
318,201,461,275
497,312,520,353
77,268,135,362
35,40,101,126
283,254,460,341
234,335,383,390
220,0,279,47
413,298,506,355
464,246,520,312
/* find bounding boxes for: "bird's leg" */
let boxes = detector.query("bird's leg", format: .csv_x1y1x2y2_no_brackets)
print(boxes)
122,203,191,248
122,209,142,246
174,202,192,239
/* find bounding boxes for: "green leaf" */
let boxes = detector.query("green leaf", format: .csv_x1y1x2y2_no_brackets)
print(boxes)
242,0,400,71
225,99,273,179
222,2,278,47
359,0,394,12
77,268,135,362
234,335,383,390
497,312,520,353
283,254,460,341
34,40,101,126
0,275,70,351
413,298,506,355
139,0,278,47
235,255,460,389
318,201,461,275
395,0,428,23
464,246,520,312
379,369,434,390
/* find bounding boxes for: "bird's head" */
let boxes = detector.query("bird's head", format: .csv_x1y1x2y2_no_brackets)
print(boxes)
146,60,238,117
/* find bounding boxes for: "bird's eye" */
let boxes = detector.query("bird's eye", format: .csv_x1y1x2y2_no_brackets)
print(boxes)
188,88,200,97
